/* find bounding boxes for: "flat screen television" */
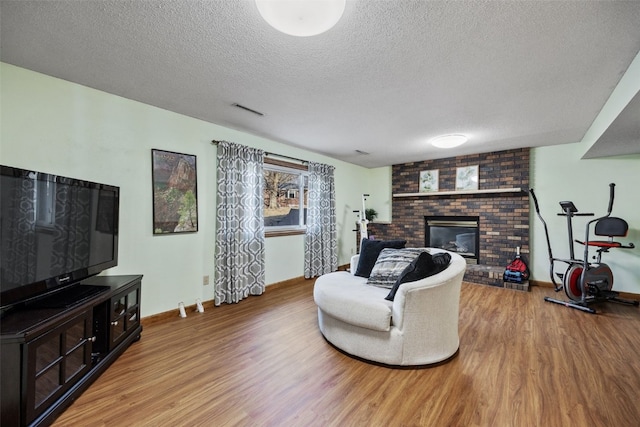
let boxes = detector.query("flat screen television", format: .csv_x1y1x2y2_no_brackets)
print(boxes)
0,165,119,309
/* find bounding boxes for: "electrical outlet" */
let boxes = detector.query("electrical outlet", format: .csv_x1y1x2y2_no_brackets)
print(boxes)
203,275,210,286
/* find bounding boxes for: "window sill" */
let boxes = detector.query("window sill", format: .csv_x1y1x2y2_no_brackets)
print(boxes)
266,229,306,238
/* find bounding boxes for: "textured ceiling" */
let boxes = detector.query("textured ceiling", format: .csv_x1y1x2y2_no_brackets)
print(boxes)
1,0,639,168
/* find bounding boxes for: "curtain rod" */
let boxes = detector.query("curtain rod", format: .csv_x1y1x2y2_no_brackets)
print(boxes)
211,140,308,164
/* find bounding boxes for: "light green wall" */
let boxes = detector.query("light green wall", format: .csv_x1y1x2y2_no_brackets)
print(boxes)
363,166,392,223
530,147,639,292
1,63,370,317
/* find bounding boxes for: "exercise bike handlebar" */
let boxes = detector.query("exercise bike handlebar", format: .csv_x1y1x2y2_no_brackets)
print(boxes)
529,188,562,290
607,183,615,215
529,187,541,214
558,212,594,217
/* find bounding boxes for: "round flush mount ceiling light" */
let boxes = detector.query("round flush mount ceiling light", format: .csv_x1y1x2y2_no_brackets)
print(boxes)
430,134,469,149
255,0,346,37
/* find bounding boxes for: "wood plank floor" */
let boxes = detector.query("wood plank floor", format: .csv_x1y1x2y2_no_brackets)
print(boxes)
52,281,640,427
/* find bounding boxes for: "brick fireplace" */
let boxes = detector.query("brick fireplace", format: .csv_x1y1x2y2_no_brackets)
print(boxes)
368,148,530,286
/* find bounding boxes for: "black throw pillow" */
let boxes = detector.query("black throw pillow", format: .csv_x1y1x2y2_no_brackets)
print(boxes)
385,251,451,301
354,239,407,278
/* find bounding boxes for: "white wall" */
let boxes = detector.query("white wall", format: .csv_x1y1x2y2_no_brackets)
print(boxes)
1,63,370,317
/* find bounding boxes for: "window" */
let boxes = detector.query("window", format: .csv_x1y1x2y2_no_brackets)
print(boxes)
263,159,308,235
35,179,56,228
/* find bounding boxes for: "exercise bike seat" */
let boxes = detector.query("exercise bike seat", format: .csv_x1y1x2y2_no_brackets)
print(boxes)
575,217,633,248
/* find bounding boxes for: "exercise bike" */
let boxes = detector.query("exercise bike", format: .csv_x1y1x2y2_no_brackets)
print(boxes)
353,193,371,247
529,183,638,314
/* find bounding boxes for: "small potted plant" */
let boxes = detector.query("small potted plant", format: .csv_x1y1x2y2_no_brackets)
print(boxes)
365,208,378,222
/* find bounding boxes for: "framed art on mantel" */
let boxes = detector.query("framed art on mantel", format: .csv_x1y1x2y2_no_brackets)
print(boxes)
419,169,439,192
456,165,479,191
151,149,198,234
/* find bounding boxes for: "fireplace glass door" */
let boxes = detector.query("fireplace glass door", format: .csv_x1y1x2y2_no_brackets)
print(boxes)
425,216,479,264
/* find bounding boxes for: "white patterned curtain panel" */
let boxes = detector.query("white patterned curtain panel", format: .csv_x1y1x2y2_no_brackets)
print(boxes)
304,161,337,278
214,141,265,305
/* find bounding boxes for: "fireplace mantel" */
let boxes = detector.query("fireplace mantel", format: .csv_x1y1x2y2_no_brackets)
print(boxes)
393,187,524,198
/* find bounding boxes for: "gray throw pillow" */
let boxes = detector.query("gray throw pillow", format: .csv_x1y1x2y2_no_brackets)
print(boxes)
367,248,426,289
354,239,407,278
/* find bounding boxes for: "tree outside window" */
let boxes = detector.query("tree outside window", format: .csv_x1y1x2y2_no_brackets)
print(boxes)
263,165,308,230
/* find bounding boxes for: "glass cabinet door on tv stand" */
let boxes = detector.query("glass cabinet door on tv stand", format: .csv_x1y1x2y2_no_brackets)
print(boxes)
25,309,94,425
110,285,141,350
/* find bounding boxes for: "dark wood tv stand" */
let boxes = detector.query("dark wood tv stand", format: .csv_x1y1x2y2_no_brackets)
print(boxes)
1,275,143,427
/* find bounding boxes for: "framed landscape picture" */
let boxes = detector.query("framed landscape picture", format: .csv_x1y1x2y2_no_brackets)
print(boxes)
151,149,198,234
456,165,479,191
419,169,439,192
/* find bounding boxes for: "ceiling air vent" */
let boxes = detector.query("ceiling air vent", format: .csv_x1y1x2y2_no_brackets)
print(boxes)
232,103,264,116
